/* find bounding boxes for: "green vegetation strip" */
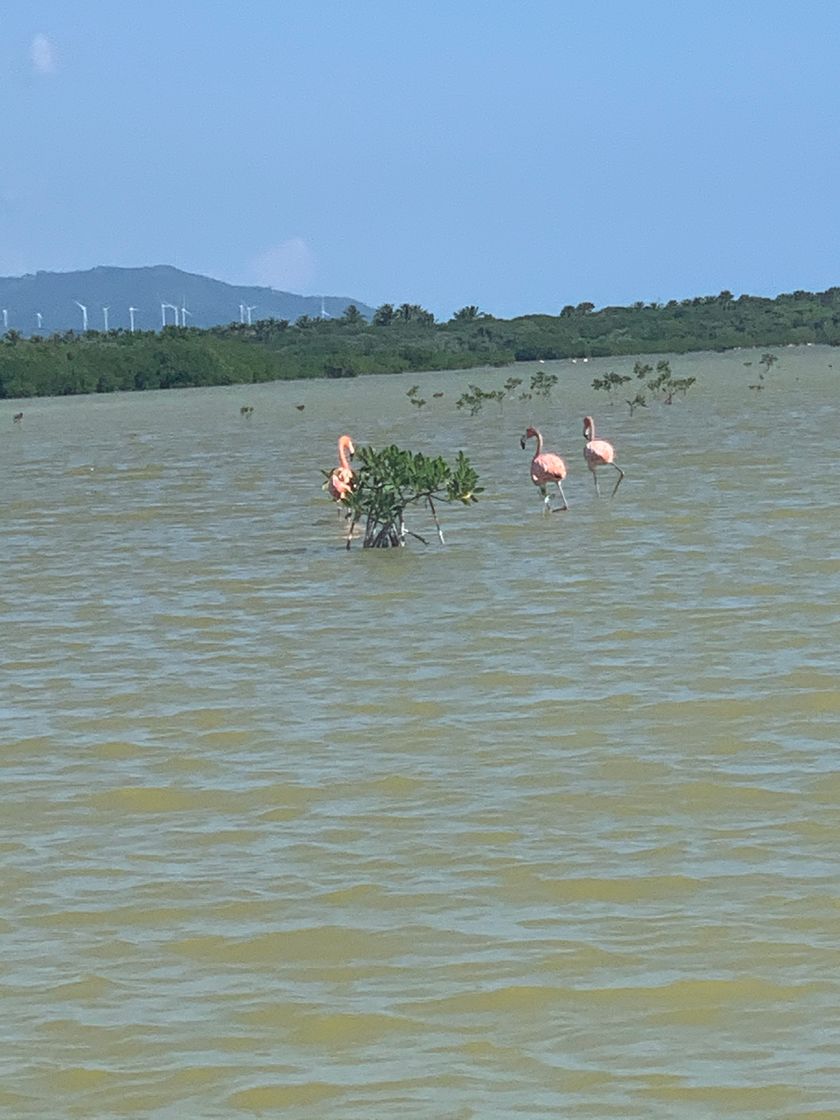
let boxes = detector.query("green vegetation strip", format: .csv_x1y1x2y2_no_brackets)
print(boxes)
1,289,836,398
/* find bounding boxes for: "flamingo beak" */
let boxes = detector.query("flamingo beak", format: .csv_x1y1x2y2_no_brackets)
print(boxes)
519,436,527,450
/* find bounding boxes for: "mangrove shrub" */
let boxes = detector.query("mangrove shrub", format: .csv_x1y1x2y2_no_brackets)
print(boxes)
338,444,481,549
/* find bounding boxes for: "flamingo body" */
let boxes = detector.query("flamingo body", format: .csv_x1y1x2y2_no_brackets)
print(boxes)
582,415,624,496
520,426,569,512
328,466,353,501
328,435,355,501
530,450,568,488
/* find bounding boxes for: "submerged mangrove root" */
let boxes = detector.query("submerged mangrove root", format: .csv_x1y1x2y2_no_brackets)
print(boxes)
364,512,406,548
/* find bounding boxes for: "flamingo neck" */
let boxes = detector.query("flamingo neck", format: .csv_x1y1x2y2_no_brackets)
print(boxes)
337,437,353,470
532,430,543,455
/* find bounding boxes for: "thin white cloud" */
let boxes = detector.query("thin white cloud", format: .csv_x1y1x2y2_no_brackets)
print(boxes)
31,34,57,76
250,238,316,292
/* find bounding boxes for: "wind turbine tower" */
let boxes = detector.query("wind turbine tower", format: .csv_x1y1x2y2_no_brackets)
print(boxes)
239,303,246,324
245,305,257,326
161,302,179,327
74,301,88,332
2,309,8,331
180,300,192,327
128,307,138,332
102,306,110,332
320,297,331,319
36,312,43,329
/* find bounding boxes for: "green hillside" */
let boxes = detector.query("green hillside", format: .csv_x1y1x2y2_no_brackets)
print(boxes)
0,265,373,335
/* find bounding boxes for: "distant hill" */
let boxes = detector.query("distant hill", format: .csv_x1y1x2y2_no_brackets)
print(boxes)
0,265,374,334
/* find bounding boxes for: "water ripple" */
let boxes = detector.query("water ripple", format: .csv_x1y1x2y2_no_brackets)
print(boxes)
2,350,839,1117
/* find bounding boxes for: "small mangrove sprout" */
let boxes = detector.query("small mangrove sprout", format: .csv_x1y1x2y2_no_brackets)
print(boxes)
626,359,696,410
759,352,778,376
529,370,559,398
456,384,494,415
406,384,427,408
747,353,778,391
667,375,696,402
645,360,674,399
626,391,648,416
592,370,631,404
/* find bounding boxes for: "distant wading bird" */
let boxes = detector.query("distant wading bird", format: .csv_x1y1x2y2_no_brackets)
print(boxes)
582,415,624,496
327,435,355,502
520,426,569,512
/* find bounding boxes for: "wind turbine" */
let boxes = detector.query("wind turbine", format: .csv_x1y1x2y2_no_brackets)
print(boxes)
320,297,331,319
35,312,43,329
239,303,246,323
2,309,8,331
245,304,257,325
102,306,110,332
161,302,178,327
74,301,88,332
128,306,138,332
180,299,192,327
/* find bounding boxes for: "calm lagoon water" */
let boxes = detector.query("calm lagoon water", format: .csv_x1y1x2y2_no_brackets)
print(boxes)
2,347,839,1118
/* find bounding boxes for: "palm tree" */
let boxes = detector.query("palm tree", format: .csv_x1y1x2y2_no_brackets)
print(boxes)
341,304,364,325
373,303,395,326
451,305,481,321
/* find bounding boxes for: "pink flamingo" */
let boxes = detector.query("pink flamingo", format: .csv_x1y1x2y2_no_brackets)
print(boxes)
520,426,569,512
583,415,624,496
327,434,355,502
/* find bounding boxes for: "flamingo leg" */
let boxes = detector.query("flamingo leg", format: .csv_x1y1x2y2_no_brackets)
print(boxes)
550,480,569,512
539,486,551,513
610,464,625,497
592,470,601,497
345,514,358,549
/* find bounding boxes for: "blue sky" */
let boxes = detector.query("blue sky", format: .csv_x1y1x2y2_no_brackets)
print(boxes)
3,1,840,318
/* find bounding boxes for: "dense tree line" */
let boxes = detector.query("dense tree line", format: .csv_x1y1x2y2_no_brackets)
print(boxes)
3,287,840,399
